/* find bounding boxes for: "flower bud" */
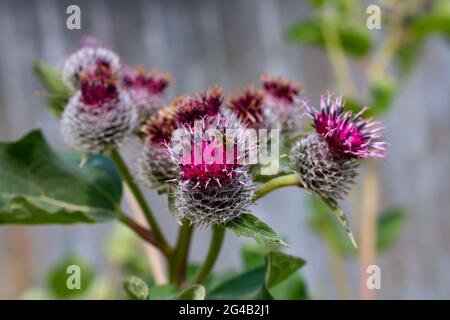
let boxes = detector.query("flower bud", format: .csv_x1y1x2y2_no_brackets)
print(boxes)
289,133,358,206
123,66,171,123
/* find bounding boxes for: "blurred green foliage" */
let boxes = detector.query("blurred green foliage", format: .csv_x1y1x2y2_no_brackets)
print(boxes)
33,61,72,117
308,197,407,257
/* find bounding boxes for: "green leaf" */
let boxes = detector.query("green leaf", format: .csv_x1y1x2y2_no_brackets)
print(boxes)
286,21,323,46
210,250,307,300
367,77,397,117
227,213,287,247
376,208,406,252
241,244,266,270
148,284,179,300
208,266,270,300
344,77,396,118
395,40,423,77
286,21,372,58
240,245,309,299
269,273,309,300
309,0,326,8
47,254,94,299
338,25,372,57
177,284,206,300
265,251,306,288
410,13,450,39
0,130,122,224
33,61,72,117
123,276,149,300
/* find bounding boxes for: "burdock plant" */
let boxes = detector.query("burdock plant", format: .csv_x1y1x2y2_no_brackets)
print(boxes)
0,37,388,300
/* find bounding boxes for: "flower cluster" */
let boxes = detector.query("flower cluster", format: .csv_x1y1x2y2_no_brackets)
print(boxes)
57,38,387,231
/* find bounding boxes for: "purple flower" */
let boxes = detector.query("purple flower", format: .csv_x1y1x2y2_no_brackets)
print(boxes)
306,94,387,159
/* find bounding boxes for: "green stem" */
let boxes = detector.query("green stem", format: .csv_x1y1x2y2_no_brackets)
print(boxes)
193,225,226,284
110,149,171,258
255,174,303,200
170,220,194,287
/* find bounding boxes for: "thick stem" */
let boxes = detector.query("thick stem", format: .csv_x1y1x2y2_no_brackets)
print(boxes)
170,220,194,287
193,225,226,284
110,149,171,258
254,174,303,200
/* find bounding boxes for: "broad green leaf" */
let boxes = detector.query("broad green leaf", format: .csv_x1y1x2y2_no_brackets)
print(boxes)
376,208,406,252
270,273,309,300
227,214,287,247
123,276,149,300
177,284,206,300
0,130,122,224
265,251,306,288
208,266,271,300
240,244,308,298
149,284,179,300
47,254,94,299
33,60,72,117
210,250,308,300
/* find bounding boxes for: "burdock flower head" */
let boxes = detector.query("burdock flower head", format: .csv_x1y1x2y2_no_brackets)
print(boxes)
173,86,223,126
60,46,136,155
290,94,387,206
225,86,266,129
123,66,171,123
136,107,179,188
261,74,303,134
170,114,256,228
62,37,121,90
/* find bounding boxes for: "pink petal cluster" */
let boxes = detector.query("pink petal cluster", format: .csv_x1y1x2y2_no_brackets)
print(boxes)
179,135,239,188
306,94,387,159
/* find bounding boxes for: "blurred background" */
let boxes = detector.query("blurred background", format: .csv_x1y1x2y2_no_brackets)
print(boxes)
0,0,450,299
